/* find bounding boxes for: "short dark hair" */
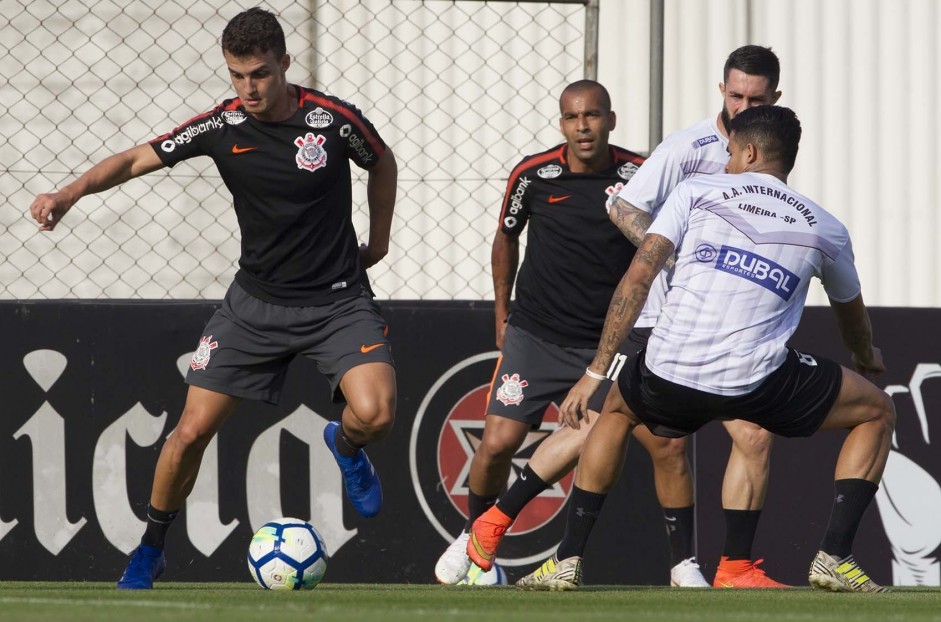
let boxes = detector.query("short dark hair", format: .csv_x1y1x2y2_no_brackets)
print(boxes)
724,45,780,91
729,105,802,173
222,7,286,58
559,80,612,114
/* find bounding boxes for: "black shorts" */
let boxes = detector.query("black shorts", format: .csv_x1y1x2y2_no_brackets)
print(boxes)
185,281,394,405
618,347,843,438
485,325,602,426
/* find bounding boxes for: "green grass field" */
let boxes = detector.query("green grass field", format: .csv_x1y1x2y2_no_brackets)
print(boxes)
1,583,939,622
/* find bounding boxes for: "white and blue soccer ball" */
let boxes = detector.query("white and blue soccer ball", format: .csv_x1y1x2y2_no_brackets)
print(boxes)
247,517,328,590
459,563,508,586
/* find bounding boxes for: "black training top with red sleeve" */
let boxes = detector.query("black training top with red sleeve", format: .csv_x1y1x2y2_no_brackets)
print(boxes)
149,85,386,306
498,144,646,348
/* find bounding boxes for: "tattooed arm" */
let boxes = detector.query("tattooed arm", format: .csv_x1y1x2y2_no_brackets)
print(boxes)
608,197,675,270
608,196,653,248
558,232,676,428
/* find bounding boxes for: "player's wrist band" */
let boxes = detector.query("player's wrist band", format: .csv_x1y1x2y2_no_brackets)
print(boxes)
585,367,607,381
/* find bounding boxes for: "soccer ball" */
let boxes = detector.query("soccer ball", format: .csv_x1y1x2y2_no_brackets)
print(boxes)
459,563,508,586
247,517,329,590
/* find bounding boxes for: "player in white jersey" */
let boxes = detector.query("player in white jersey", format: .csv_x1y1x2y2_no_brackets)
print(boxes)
605,45,787,588
519,105,894,593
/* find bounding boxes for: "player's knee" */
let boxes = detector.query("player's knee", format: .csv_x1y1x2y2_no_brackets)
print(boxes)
477,433,522,465
648,437,687,470
169,420,214,453
348,397,395,441
872,390,896,436
730,423,774,457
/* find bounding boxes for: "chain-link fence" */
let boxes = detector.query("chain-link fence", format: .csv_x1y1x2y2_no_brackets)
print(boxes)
1,0,590,300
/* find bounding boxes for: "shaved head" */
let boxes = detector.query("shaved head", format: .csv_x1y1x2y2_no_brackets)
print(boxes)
559,80,611,115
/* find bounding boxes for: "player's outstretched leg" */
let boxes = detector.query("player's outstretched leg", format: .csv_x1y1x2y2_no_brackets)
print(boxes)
516,554,583,591
632,426,709,587
116,544,166,590
807,365,895,593
323,421,383,518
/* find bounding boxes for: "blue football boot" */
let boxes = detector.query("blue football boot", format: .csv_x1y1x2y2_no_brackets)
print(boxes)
116,544,166,589
323,421,383,518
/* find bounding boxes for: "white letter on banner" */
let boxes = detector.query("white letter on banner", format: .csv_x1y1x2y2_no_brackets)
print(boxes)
93,403,167,554
246,406,356,553
15,350,86,554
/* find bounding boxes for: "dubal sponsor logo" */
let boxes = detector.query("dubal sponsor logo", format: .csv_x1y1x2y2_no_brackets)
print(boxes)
503,177,531,229
710,245,799,300
161,117,225,152
693,134,719,148
410,353,574,567
305,107,334,129
694,243,718,262
537,164,562,179
221,110,247,125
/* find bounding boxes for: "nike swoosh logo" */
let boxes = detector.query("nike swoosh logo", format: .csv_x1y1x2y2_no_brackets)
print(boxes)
360,343,384,353
664,515,677,522
231,145,257,154
547,195,571,203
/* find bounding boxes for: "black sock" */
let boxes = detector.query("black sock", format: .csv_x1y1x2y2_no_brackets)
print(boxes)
557,486,606,560
722,509,761,560
463,491,499,532
662,505,695,565
140,504,179,549
334,422,363,457
495,465,549,519
820,478,878,559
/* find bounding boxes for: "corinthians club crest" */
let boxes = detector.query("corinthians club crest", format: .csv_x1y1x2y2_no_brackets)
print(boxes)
295,132,328,172
410,353,574,568
190,335,218,371
495,372,528,406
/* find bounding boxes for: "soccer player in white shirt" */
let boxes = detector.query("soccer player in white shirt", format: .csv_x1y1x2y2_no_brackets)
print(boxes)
606,45,786,588
519,105,893,593
468,45,784,589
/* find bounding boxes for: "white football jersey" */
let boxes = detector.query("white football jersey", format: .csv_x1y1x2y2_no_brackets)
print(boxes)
612,116,730,327
645,172,860,395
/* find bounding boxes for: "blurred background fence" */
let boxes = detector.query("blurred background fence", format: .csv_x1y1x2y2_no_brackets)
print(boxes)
2,1,940,305
1,0,588,300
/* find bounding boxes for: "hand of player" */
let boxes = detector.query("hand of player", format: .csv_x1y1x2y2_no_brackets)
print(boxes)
359,242,387,269
30,191,74,231
853,345,886,376
495,314,508,350
559,374,603,430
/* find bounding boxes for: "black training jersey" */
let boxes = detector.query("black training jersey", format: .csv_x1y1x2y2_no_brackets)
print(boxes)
150,86,386,306
498,144,646,348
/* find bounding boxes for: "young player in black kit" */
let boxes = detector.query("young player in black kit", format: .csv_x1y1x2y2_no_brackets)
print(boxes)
435,81,709,588
29,7,397,589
